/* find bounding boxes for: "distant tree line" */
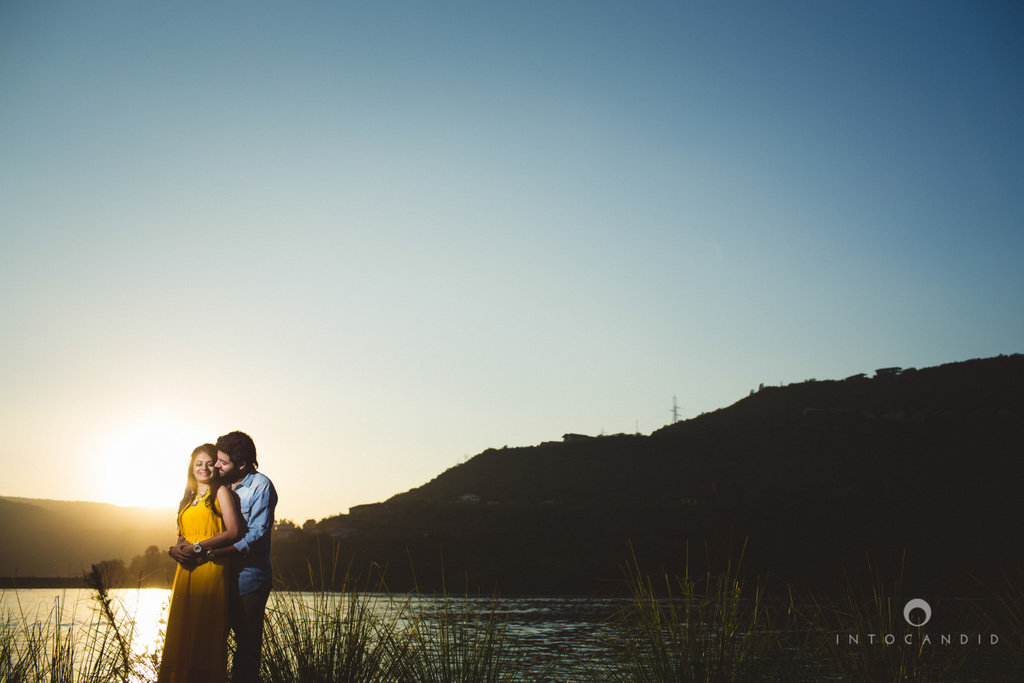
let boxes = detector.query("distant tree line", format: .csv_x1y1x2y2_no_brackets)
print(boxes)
93,544,179,588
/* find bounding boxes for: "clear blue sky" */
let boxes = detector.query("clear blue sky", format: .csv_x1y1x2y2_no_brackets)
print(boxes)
2,1,1021,521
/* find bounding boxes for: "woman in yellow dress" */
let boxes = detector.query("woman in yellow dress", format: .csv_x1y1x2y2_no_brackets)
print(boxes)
158,444,242,683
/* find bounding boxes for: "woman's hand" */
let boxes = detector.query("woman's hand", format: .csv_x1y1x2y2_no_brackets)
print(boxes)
168,540,195,564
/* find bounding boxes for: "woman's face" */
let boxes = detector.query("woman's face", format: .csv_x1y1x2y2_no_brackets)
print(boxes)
193,452,216,485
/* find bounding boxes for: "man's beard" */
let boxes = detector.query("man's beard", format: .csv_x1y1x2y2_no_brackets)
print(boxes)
222,468,244,484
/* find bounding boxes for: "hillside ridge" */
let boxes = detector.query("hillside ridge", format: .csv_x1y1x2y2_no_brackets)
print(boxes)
374,354,1022,508
280,353,1022,594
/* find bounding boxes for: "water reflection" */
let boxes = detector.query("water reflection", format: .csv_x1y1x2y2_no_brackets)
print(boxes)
111,588,172,671
1,588,172,683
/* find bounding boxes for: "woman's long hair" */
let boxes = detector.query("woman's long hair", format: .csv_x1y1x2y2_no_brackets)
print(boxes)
177,443,223,530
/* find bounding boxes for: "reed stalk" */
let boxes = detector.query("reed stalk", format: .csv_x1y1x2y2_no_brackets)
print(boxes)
798,564,969,683
260,546,407,683
261,586,406,683
0,598,42,683
394,591,546,683
0,586,144,683
970,569,1024,679
83,564,136,683
593,545,787,683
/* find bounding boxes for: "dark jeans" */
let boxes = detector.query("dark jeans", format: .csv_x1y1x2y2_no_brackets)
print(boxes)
229,582,271,683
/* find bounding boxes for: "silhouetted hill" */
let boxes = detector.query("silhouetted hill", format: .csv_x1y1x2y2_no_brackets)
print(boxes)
382,356,1022,506
0,497,175,577
8,355,1020,596
276,354,1023,596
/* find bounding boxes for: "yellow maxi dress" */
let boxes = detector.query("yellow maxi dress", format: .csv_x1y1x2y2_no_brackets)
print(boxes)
158,494,229,683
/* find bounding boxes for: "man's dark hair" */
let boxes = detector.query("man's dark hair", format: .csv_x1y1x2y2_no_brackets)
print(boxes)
216,430,258,470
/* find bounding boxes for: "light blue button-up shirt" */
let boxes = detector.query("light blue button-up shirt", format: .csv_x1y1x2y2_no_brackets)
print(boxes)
232,470,277,596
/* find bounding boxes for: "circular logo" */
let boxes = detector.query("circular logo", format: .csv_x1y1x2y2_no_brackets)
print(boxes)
904,598,932,627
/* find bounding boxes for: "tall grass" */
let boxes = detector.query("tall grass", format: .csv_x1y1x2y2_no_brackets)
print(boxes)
592,546,789,683
262,586,551,683
83,564,136,683
3,564,544,683
798,564,970,683
970,569,1024,680
395,592,546,683
261,578,404,682
6,551,1022,682
263,544,543,683
0,597,50,683
0,576,146,683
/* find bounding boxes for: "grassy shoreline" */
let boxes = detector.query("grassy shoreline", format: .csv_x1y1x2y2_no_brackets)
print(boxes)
2,560,1021,682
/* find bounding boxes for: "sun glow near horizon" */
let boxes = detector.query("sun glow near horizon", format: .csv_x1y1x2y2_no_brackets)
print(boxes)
2,1,1021,527
94,417,212,508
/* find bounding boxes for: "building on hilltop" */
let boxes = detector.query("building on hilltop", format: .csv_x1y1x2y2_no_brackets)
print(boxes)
562,433,593,442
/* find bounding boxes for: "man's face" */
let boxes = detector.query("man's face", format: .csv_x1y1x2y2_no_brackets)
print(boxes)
216,450,244,483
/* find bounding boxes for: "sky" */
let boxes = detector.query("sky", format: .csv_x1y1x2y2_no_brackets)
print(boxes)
1,1,1022,523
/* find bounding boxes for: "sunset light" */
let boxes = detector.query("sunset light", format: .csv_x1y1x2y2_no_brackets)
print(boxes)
0,3,1021,678
1,1,1021,524
94,417,210,508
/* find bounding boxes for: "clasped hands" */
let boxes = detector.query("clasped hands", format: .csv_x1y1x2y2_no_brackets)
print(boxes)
168,540,210,570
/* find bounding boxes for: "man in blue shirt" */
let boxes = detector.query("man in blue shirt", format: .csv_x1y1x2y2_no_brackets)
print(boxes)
215,431,277,683
174,430,277,683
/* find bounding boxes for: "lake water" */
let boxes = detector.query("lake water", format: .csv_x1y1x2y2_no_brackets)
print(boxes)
1,588,626,680
1,588,172,675
4,588,1015,681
